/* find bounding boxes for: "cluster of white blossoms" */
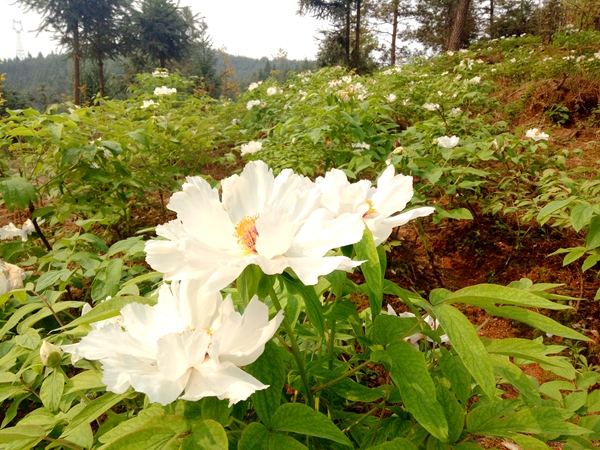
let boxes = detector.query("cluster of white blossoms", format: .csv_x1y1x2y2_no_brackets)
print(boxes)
435,135,460,149
141,99,158,110
247,81,263,92
240,140,263,156
246,99,262,110
525,128,549,141
152,68,169,78
64,161,433,406
423,103,441,112
0,260,25,296
0,219,35,242
153,86,177,96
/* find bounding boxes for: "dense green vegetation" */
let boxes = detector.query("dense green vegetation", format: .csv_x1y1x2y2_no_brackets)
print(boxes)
0,30,599,449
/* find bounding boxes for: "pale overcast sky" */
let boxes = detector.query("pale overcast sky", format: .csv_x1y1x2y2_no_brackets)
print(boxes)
0,0,328,61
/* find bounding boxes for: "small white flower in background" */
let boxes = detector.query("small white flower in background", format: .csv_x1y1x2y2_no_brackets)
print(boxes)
266,86,280,96
40,341,63,367
423,103,440,111
467,76,481,84
450,107,462,116
316,165,434,245
63,280,284,406
385,305,450,346
231,118,240,126
154,86,177,96
446,51,455,56
386,93,397,103
542,56,553,62
141,99,158,109
435,135,460,148
0,219,35,242
0,260,25,295
145,161,365,290
247,81,262,91
152,68,169,78
246,99,261,110
594,51,600,60
352,142,370,151
392,146,404,155
240,140,263,156
525,128,549,141
509,57,517,63
455,74,462,81
341,75,353,83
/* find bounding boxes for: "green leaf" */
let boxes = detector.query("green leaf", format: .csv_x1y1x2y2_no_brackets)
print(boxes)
64,392,130,434
271,403,352,447
435,207,473,220
388,341,449,442
99,427,185,450
436,384,465,443
282,277,324,336
64,370,104,395
91,259,124,301
586,216,600,250
446,284,570,310
0,177,37,210
537,199,572,224
367,438,419,449
432,303,496,399
354,228,383,317
371,313,418,345
66,295,155,328
40,370,65,412
238,423,307,450
237,264,264,304
246,342,286,425
562,247,587,266
183,420,227,450
485,306,589,341
0,425,45,445
35,269,73,292
570,204,593,232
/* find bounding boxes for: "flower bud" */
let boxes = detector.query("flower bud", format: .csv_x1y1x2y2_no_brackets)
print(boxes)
40,341,63,367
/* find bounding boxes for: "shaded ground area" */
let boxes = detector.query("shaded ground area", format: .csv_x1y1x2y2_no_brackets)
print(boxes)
387,215,599,365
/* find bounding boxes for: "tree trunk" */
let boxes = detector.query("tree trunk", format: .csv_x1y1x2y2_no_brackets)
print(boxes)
98,55,105,97
72,21,81,105
352,0,362,70
345,3,351,66
391,0,399,65
489,0,495,38
159,55,166,68
446,0,471,51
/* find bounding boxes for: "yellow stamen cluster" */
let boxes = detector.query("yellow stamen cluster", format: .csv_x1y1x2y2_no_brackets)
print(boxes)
235,216,259,254
363,199,377,219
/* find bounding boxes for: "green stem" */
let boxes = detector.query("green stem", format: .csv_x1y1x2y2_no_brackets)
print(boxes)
311,360,370,394
342,401,386,433
268,282,314,406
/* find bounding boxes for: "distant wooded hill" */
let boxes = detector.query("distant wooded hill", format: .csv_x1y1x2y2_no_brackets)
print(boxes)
0,51,314,109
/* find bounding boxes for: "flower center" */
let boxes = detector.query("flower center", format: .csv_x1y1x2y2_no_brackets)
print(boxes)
363,200,377,219
235,216,258,254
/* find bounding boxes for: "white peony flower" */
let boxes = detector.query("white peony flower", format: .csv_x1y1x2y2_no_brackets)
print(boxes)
63,280,283,406
450,107,462,116
266,87,280,96
240,141,263,156
0,219,35,242
467,76,481,84
141,99,158,109
316,165,434,246
525,128,549,141
0,260,25,295
247,81,262,91
352,142,370,151
145,161,365,290
435,135,460,148
154,86,177,96
386,93,397,103
246,99,261,110
423,103,440,111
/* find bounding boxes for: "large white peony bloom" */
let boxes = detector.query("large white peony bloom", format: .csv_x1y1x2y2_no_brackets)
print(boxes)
63,281,283,406
316,165,434,245
145,161,365,290
0,260,25,295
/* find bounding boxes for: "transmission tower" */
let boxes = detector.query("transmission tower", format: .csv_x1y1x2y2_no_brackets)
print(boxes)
13,19,25,59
